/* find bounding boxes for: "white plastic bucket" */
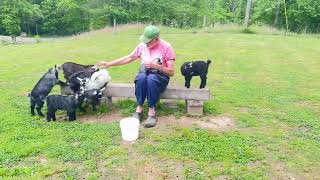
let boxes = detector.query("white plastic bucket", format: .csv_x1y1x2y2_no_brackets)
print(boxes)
120,117,140,141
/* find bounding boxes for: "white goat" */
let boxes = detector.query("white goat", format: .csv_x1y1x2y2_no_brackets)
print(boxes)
77,69,111,90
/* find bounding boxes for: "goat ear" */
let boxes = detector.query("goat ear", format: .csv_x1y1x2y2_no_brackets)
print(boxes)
93,90,97,95
77,77,83,82
100,87,106,92
93,65,99,71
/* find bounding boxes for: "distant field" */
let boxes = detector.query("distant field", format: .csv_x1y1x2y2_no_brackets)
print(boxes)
0,25,319,179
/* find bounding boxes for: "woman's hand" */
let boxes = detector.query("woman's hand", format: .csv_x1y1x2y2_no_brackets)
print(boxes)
96,61,111,68
144,63,160,70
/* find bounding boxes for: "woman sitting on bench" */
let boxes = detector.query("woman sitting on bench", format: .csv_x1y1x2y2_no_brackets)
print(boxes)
97,25,176,128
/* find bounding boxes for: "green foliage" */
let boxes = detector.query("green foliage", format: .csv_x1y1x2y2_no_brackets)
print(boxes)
253,0,320,33
41,0,90,35
0,0,22,37
0,0,319,35
286,0,320,33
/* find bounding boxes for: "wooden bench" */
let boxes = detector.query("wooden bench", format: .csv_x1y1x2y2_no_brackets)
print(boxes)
102,83,212,115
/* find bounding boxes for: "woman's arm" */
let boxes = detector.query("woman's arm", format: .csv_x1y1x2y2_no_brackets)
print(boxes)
98,54,138,68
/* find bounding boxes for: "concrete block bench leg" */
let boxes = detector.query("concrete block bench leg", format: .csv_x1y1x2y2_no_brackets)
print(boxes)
106,96,112,106
186,100,204,116
101,96,113,106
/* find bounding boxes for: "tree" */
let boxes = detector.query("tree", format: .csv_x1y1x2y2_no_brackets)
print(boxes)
0,0,319,36
0,0,22,41
243,0,252,27
21,2,43,35
274,0,281,27
41,0,90,35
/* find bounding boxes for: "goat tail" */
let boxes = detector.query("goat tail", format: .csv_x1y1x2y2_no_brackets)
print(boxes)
207,59,212,65
27,93,34,101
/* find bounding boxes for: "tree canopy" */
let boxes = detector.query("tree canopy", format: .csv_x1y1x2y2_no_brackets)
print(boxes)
0,0,319,36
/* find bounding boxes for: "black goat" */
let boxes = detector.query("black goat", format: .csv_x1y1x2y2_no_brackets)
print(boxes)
46,88,105,121
46,94,82,121
180,59,212,89
67,69,98,93
28,66,61,116
58,62,95,80
81,88,105,112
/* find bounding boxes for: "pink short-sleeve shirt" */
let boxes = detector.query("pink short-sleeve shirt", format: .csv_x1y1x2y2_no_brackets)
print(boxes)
130,39,175,67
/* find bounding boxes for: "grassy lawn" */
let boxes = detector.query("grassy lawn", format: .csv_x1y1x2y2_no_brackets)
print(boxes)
0,26,320,179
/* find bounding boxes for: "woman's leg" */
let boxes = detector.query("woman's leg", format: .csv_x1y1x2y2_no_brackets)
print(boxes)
146,74,169,114
134,73,148,112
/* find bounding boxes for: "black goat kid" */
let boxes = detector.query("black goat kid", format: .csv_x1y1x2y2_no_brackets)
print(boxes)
58,62,95,81
28,65,61,116
46,88,105,121
46,94,81,121
180,59,212,89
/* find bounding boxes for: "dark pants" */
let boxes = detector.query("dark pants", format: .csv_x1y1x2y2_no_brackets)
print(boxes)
134,73,169,108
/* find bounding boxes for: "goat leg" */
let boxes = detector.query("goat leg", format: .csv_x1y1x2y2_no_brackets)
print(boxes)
185,76,192,88
30,100,36,116
200,75,207,89
36,101,45,117
68,111,76,121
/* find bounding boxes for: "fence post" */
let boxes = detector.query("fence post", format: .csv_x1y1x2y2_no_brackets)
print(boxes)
113,18,117,34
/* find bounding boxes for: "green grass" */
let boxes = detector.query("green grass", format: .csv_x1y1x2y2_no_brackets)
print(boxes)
0,25,320,179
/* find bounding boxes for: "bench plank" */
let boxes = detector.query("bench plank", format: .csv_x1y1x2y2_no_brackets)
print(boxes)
103,83,211,101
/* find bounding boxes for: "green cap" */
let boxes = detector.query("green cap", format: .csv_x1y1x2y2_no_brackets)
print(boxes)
139,25,160,44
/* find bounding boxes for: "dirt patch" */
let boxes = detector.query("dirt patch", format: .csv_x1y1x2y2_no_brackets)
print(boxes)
238,107,250,113
79,112,123,124
269,161,304,180
37,154,48,165
214,175,230,180
157,115,236,131
266,154,306,180
79,112,236,131
137,163,169,179
54,111,236,132
52,112,124,123
295,100,319,111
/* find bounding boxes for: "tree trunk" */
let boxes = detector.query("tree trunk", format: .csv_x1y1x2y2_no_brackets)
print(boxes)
244,0,252,27
283,0,289,32
231,1,237,13
36,24,39,36
202,15,207,29
274,0,281,27
113,18,117,34
27,24,31,35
